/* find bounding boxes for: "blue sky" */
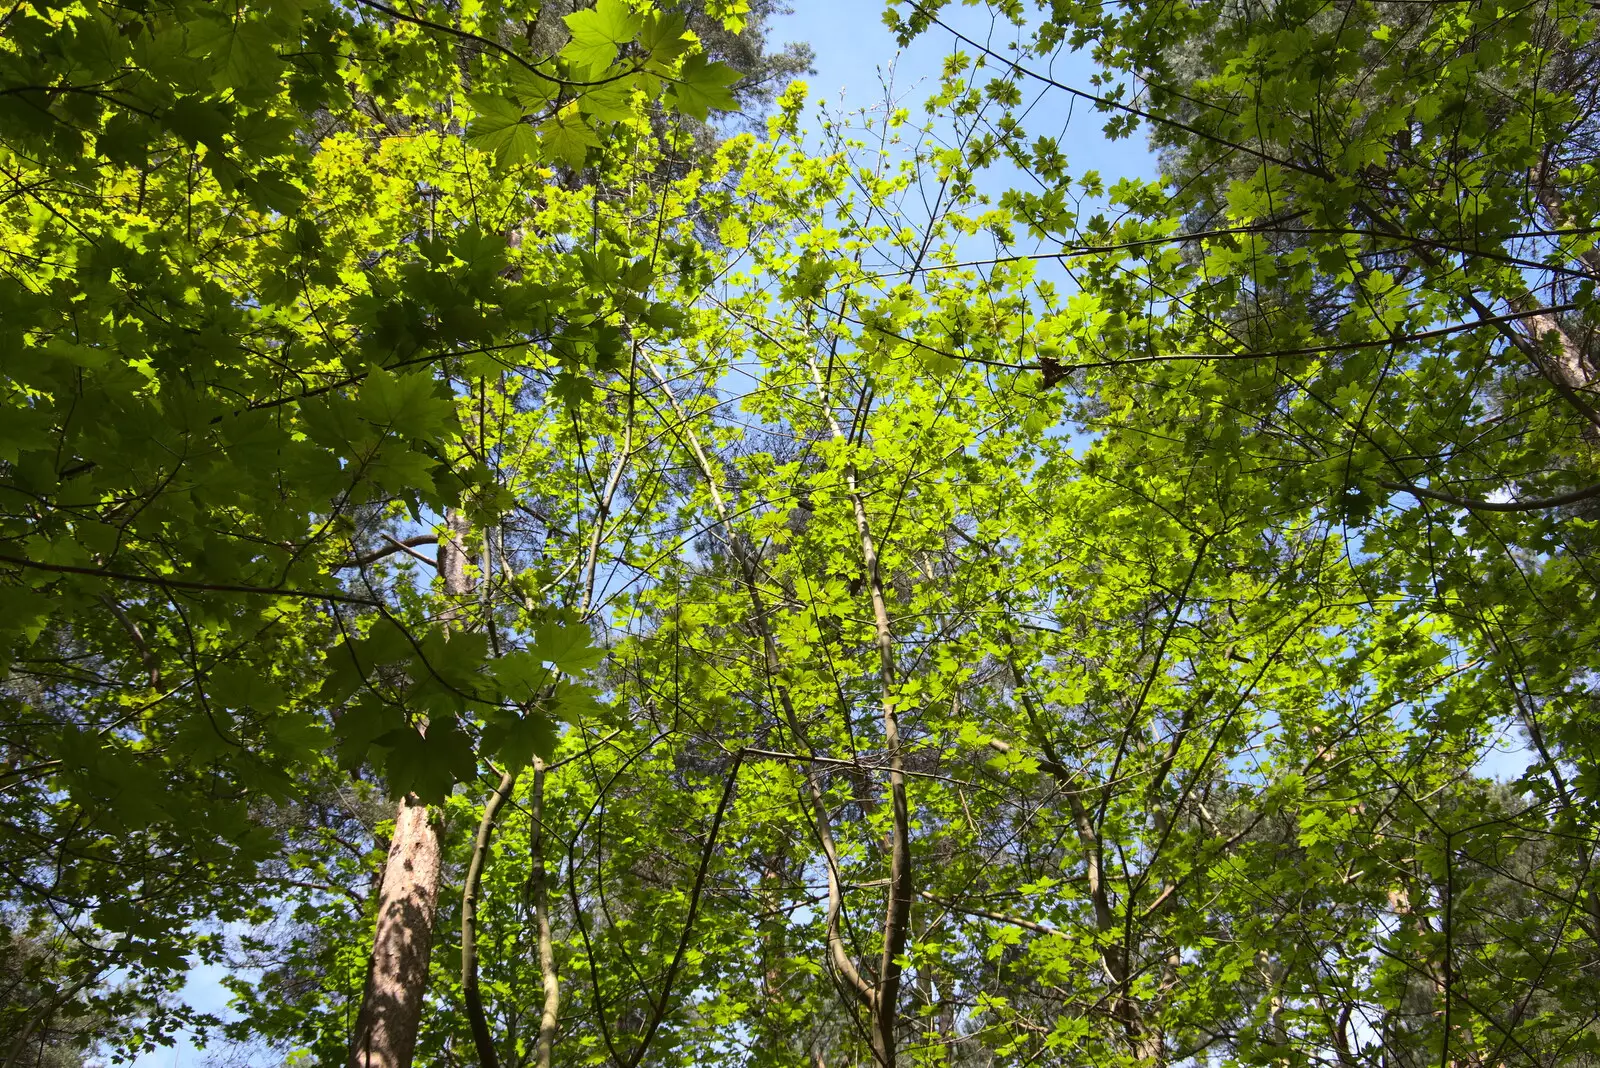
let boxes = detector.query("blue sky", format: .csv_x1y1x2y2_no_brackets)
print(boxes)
780,0,1157,184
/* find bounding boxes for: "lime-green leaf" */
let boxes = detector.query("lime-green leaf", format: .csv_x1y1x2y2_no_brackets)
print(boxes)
468,94,539,164
577,77,636,123
639,10,690,66
538,103,601,170
549,678,607,722
508,67,560,111
562,0,642,72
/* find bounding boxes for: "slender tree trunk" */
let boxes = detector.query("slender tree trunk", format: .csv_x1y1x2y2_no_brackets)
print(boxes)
529,758,561,1068
453,410,624,1067
1004,660,1165,1065
751,839,793,1061
463,767,518,1068
642,354,879,1049
347,511,472,1068
807,355,912,1068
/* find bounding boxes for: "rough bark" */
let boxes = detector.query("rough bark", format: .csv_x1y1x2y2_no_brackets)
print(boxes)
1533,160,1600,281
1511,293,1598,399
346,793,444,1068
1359,205,1600,436
346,510,472,1068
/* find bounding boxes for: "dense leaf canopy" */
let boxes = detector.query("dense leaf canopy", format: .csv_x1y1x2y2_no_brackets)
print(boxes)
3,0,1599,1065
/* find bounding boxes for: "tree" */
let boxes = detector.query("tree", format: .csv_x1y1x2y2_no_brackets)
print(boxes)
886,0,1600,804
229,73,1594,1068
2,0,742,1058
877,0,1600,1061
1,913,113,1068
10,0,1600,1065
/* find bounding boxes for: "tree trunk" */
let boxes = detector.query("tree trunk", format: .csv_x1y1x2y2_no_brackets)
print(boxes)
347,794,444,1068
463,767,518,1068
530,758,561,1068
807,354,912,1068
642,353,880,1056
347,511,473,1068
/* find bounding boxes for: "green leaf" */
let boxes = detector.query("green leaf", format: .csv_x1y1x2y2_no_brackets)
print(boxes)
549,678,607,722
550,369,594,410
577,77,636,123
163,97,231,149
357,616,419,669
171,709,238,765
639,11,690,66
97,113,153,166
332,696,406,770
622,256,655,291
379,720,475,802
209,663,288,713
357,367,456,441
487,649,555,702
232,112,298,159
241,169,304,214
0,588,53,642
468,94,540,164
532,622,606,673
481,706,558,766
561,0,642,72
538,103,602,170
269,709,330,756
508,67,560,111
670,54,741,121
186,16,286,93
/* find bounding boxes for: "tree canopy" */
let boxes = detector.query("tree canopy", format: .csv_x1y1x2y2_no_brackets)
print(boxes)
3,0,1599,1065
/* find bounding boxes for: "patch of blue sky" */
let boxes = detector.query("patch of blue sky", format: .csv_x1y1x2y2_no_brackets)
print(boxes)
696,0,1169,467
121,951,270,1067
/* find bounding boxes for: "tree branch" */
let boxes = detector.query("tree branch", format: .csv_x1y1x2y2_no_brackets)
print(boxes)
1379,479,1600,512
640,352,877,1011
806,353,912,1068
625,752,744,1068
334,535,441,570
0,552,377,606
529,759,560,1068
